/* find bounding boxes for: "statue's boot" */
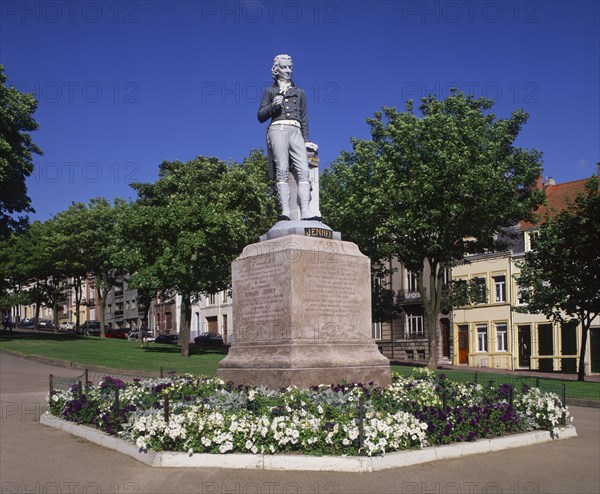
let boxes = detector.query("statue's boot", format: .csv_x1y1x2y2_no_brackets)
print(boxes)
276,182,292,221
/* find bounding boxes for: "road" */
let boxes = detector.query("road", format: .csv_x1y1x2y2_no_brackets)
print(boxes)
1,352,599,494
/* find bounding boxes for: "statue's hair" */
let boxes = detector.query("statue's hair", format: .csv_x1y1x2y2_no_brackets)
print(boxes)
271,54,293,80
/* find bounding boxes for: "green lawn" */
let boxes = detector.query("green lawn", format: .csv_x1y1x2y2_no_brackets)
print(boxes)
1,331,599,401
0,331,225,376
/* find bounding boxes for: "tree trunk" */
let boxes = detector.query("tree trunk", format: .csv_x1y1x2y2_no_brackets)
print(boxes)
577,313,590,382
426,312,439,369
180,295,191,358
34,302,40,331
96,274,108,338
138,291,153,345
74,276,82,333
420,260,444,369
53,299,59,333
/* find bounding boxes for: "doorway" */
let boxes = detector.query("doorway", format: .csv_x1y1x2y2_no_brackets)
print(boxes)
441,318,451,359
518,325,531,368
206,316,218,334
591,330,600,373
458,325,469,364
538,323,554,372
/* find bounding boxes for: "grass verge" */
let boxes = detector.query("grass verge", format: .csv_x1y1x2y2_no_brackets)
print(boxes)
0,331,225,376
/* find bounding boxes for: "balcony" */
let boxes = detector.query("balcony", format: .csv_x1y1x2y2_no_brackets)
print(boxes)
396,290,422,303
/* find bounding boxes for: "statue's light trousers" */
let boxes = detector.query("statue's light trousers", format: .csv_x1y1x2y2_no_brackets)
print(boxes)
267,124,310,183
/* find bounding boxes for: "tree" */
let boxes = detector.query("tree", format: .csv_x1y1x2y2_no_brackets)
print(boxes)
51,204,94,333
0,232,34,326
321,91,544,367
517,177,600,381
81,198,127,338
50,199,126,337
128,151,276,356
0,219,68,330
114,199,164,345
0,65,42,240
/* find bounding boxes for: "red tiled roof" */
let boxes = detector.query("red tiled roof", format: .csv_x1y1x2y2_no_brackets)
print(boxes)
520,177,589,231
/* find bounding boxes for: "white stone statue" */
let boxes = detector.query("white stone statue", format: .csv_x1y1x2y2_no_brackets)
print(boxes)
258,54,320,221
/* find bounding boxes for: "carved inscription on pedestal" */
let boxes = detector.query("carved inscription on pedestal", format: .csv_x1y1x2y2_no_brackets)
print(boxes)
234,258,288,343
305,261,361,319
298,257,370,342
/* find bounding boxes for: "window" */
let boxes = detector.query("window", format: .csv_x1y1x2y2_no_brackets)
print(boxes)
496,323,508,352
208,293,217,305
441,268,450,287
407,271,418,293
516,284,529,305
477,324,488,352
372,322,382,340
472,277,487,304
222,290,228,303
407,314,424,338
492,275,506,303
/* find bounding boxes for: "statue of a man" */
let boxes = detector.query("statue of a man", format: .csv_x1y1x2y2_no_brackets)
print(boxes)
258,54,319,221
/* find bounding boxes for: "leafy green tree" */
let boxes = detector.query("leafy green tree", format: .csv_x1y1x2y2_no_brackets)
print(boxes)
321,91,544,367
50,199,126,337
0,65,42,240
517,177,600,381
114,200,162,345
51,204,95,333
0,219,66,330
82,198,127,337
0,233,34,326
129,150,276,356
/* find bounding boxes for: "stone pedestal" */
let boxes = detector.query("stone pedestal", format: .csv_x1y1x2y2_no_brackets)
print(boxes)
217,235,391,389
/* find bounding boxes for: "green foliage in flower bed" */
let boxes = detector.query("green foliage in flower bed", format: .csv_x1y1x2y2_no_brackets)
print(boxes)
47,368,571,457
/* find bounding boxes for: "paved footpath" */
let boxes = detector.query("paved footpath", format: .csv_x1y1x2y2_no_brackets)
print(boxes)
1,352,599,494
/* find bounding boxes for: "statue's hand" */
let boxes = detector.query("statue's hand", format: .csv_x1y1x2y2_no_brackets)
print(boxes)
305,142,319,152
273,95,284,106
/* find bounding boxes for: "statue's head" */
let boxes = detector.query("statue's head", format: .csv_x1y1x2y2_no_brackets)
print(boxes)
272,54,293,81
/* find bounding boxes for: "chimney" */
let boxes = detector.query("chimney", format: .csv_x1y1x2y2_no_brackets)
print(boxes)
543,177,556,188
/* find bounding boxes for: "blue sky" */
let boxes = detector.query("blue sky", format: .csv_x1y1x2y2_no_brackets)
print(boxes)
2,0,599,221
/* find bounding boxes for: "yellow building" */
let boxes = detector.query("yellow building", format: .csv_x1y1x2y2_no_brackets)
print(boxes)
452,176,599,376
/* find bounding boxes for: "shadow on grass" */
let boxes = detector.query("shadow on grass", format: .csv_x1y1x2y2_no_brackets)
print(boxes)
0,329,86,342
141,344,228,356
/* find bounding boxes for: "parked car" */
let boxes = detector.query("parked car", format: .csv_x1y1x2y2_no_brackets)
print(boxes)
127,330,155,342
154,334,179,345
58,321,75,332
194,332,225,346
105,328,129,339
38,319,54,330
80,320,101,336
19,318,34,329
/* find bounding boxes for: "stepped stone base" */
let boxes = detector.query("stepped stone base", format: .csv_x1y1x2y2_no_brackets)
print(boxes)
217,234,391,389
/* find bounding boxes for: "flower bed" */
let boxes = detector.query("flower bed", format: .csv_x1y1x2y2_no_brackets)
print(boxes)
47,368,571,457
